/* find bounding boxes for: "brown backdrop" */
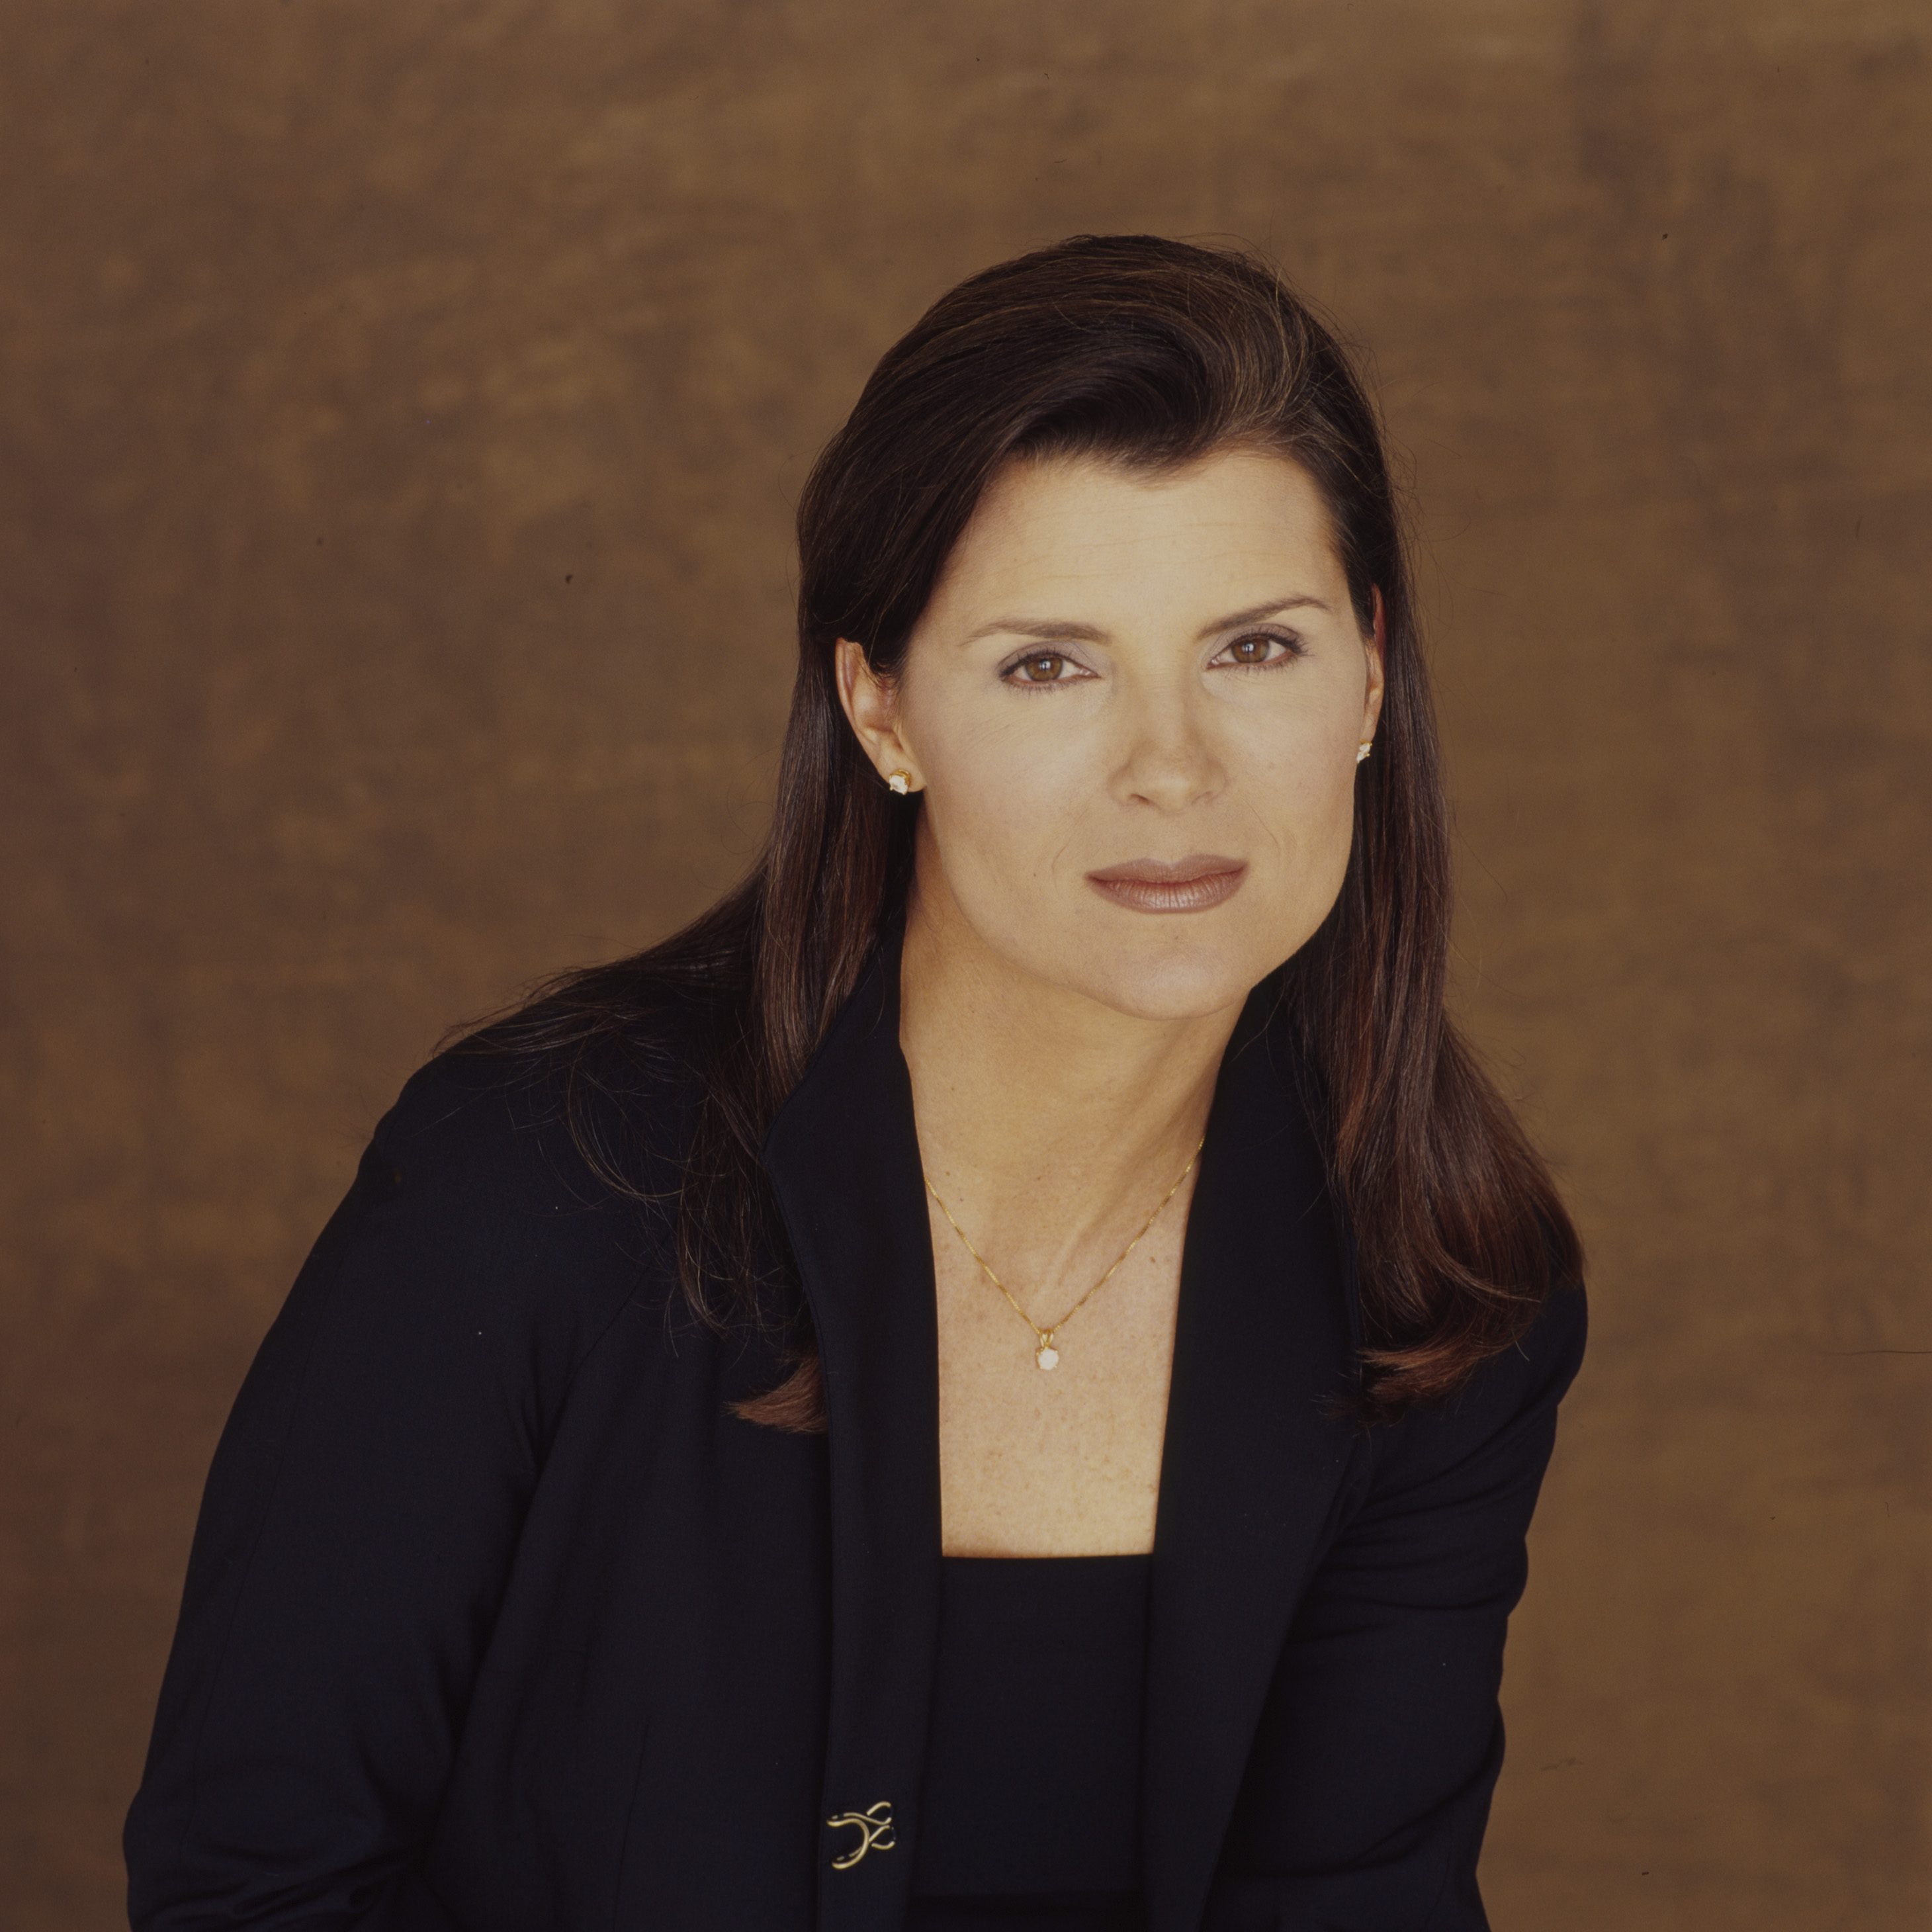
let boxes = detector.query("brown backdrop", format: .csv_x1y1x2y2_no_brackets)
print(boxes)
3,2,1927,1925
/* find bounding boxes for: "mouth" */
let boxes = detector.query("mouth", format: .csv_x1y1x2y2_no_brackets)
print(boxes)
1084,854,1248,914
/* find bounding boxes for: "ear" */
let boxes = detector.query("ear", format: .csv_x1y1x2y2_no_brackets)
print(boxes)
1362,588,1387,740
834,638,922,791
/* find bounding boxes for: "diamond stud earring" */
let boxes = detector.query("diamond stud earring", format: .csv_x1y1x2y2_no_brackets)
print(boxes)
1356,742,1373,764
887,770,912,795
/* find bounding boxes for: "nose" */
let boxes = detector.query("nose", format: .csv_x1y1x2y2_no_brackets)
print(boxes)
1110,682,1225,812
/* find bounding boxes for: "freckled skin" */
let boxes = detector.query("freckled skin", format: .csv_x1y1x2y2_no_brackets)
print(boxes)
836,451,1382,1555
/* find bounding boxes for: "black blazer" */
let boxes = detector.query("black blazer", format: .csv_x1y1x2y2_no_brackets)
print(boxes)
126,936,1585,1932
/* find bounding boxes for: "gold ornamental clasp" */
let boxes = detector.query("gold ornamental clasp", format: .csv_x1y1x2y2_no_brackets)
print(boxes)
826,1800,897,1869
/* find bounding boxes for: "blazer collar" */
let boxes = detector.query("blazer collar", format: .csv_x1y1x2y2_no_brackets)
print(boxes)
1142,990,1362,1929
763,924,942,1932
762,934,1360,1932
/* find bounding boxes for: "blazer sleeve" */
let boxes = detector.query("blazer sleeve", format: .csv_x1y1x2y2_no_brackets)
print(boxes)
1208,1280,1588,1932
123,1070,641,1932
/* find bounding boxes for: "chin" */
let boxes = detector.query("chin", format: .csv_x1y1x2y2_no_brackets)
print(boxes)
1054,941,1274,1024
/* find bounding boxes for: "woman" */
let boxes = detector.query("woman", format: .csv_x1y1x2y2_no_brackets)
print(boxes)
126,235,1585,1932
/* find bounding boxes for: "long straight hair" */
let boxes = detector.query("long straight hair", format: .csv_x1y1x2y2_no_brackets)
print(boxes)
489,236,1580,1428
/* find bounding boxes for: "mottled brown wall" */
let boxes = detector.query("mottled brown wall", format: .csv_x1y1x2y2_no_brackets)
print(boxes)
3,2,1927,1925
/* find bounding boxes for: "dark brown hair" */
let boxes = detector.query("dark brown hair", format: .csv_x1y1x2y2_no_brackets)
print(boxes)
490,234,1579,1428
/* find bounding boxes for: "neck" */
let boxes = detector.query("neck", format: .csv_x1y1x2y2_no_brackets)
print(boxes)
897,856,1241,1262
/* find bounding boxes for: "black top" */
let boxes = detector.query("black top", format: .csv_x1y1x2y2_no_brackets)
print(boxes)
910,1555,1152,1929
124,932,1587,1932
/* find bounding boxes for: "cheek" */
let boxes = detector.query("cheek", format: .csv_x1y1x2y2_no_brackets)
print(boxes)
912,699,1100,879
1301,771,1362,902
1233,717,1357,864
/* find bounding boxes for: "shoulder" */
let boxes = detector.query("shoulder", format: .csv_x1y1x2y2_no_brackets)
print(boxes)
1364,1276,1587,1499
263,985,720,1418
1468,1272,1587,1427
368,985,711,1270
1297,1280,1586,1618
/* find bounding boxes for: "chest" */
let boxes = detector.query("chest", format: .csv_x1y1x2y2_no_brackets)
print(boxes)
929,1198,1188,1556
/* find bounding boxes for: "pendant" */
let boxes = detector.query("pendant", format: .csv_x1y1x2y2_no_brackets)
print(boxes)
1035,1341,1059,1371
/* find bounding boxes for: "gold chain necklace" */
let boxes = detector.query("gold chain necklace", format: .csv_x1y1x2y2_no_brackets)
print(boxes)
925,1139,1204,1371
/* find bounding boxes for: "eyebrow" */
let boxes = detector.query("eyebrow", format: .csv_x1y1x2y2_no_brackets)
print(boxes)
959,595,1333,647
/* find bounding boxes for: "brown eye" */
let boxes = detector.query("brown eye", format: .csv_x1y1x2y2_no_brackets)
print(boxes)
1229,634,1276,664
1019,652,1067,682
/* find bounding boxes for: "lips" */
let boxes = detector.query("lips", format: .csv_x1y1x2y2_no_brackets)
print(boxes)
1085,854,1248,914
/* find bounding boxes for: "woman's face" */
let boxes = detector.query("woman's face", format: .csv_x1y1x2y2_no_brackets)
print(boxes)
839,447,1384,1023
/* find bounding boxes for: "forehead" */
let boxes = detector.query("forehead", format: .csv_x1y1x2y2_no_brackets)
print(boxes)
924,447,1344,630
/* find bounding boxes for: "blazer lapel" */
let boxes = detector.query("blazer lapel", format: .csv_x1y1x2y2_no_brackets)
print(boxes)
1143,992,1363,1931
761,929,942,1932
